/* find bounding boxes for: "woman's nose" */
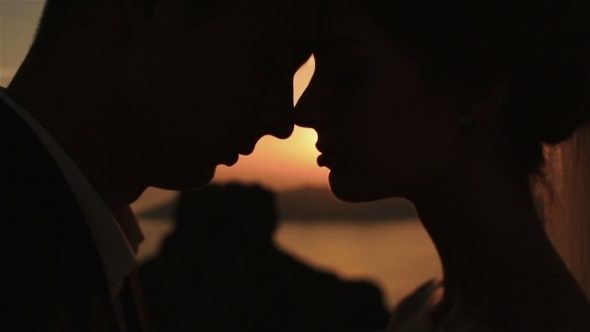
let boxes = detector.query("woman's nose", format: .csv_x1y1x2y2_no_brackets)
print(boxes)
294,73,330,129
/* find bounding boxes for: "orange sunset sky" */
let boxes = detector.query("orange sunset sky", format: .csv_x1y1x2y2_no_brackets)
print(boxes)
212,58,328,191
0,1,328,192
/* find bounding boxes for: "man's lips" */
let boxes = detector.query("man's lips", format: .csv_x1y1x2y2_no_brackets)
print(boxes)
227,141,257,156
221,151,239,166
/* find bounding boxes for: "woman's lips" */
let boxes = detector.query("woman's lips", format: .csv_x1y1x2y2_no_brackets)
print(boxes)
317,152,344,167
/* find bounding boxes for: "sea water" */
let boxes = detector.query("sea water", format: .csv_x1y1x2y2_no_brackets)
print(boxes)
136,217,441,309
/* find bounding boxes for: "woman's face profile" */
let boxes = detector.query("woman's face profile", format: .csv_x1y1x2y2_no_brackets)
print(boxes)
296,0,463,202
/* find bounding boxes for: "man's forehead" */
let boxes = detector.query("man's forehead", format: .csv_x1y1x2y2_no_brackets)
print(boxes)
222,0,321,46
230,0,322,27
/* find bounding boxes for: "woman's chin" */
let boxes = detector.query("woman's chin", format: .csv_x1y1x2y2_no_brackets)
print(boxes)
328,173,387,203
152,165,216,192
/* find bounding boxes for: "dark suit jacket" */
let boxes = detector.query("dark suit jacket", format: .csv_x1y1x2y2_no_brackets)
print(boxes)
0,99,147,331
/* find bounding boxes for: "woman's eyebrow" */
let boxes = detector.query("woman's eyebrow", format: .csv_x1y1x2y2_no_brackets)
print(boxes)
317,35,366,51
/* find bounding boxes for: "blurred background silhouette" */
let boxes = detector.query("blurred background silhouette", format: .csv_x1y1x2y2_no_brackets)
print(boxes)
140,183,390,331
0,0,442,324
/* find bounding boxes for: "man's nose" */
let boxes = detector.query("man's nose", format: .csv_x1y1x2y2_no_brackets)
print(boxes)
294,74,327,129
260,76,296,139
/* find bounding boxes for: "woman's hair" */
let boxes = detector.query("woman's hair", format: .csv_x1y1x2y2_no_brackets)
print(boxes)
363,0,590,177
543,127,590,298
363,0,590,298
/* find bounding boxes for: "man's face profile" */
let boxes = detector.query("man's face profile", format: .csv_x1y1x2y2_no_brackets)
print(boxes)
113,0,319,190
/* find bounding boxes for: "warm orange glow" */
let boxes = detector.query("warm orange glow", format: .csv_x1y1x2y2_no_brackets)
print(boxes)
213,57,326,191
213,126,329,191
294,56,315,103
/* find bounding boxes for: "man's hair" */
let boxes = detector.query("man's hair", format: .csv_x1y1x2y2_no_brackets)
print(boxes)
34,0,88,44
34,0,234,49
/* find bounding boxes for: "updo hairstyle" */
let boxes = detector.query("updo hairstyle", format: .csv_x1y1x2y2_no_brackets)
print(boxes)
364,0,590,176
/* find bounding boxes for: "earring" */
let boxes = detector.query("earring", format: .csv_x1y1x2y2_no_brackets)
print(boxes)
458,113,474,128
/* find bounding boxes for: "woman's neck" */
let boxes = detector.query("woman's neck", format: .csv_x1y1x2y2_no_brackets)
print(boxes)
410,164,590,329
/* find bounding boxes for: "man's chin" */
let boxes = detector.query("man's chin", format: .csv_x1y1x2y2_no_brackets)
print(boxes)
151,167,216,192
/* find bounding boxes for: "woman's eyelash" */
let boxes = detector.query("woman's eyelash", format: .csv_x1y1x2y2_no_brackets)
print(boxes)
335,72,360,84
333,68,364,86
315,52,366,86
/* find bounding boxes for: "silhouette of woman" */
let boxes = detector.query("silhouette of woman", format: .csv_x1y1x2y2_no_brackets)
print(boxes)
296,0,590,330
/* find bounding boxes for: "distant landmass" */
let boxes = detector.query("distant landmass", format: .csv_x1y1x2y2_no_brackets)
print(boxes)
137,186,417,222
277,187,416,221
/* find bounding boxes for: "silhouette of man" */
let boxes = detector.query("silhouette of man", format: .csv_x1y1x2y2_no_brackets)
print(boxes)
0,1,319,330
140,184,390,332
